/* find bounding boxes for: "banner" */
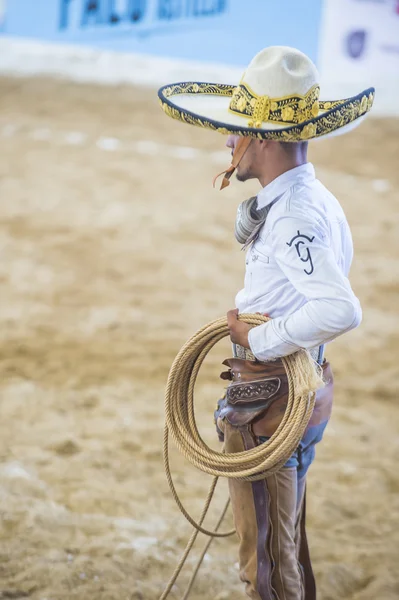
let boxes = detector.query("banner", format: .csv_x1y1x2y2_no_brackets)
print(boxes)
319,0,399,111
0,0,323,67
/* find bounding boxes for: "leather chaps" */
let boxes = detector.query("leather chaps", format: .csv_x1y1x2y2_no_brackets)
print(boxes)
215,357,334,600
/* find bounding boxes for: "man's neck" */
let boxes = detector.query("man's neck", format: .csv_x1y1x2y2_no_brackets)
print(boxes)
258,151,308,188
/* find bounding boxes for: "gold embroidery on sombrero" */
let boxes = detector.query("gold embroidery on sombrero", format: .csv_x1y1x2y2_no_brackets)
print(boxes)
367,92,374,111
159,88,375,141
160,82,369,121
320,99,343,110
162,82,236,99
161,80,333,119
228,82,321,127
300,123,317,140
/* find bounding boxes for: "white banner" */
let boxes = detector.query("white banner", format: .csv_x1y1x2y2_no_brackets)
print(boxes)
319,0,399,114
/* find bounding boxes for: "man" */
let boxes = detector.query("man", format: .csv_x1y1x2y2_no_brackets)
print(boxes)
225,135,362,358
159,46,374,600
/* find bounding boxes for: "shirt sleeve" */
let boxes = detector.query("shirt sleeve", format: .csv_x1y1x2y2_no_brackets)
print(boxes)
248,212,362,361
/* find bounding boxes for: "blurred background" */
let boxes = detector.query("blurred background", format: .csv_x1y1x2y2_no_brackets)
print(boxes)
0,1,398,599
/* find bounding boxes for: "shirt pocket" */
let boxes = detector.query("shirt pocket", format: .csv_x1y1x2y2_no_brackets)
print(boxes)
251,236,272,264
252,249,270,264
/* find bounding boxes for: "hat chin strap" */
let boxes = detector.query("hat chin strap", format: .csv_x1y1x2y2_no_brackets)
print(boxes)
212,137,252,190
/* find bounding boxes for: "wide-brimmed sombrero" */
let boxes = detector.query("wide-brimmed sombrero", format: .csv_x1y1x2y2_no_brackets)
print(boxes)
158,46,375,143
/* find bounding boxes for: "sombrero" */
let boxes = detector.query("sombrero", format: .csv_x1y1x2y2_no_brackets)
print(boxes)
159,46,374,142
158,46,375,189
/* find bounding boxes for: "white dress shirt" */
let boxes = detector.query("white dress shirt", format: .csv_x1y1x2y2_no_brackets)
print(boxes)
235,163,362,361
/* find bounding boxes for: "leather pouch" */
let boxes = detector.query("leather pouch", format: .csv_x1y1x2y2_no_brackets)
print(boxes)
216,357,289,428
215,357,333,437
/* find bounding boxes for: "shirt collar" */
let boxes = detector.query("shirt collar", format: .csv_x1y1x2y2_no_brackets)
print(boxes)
256,163,315,210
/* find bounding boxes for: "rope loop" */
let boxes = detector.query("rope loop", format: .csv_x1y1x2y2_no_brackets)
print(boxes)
160,314,324,599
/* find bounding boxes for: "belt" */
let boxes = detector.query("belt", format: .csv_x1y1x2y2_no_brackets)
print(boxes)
233,343,325,365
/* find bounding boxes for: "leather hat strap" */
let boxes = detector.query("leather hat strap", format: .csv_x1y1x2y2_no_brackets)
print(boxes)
212,137,252,190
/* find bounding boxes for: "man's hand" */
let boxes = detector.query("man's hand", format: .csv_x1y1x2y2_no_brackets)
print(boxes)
227,309,252,348
227,309,270,349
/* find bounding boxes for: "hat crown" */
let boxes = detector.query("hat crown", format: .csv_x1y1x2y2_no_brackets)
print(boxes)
243,46,319,98
229,47,321,128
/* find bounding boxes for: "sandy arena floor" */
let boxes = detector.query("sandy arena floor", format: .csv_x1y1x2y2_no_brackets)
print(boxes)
0,77,398,600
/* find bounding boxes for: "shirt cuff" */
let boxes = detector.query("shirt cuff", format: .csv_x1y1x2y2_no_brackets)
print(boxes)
248,320,298,361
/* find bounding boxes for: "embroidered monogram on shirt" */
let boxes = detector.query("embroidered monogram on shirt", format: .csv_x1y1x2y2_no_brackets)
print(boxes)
286,230,315,275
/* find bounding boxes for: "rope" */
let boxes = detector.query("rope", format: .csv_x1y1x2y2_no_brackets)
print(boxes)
160,313,324,599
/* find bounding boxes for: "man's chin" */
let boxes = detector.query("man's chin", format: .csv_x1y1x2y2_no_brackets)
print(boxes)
236,171,249,182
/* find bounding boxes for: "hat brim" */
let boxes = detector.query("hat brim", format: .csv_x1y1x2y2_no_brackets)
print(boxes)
158,82,375,141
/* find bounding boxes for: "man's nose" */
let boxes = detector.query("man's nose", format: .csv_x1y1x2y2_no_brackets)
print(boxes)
226,135,237,150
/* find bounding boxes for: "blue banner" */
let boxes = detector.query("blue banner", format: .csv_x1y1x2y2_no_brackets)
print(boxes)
0,0,323,66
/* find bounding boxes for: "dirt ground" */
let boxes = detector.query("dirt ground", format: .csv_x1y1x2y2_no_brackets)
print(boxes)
0,77,398,600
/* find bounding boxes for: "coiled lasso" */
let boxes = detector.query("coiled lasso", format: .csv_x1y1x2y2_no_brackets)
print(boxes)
160,314,324,600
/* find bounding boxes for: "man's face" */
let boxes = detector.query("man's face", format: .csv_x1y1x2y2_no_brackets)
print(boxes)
226,134,260,182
